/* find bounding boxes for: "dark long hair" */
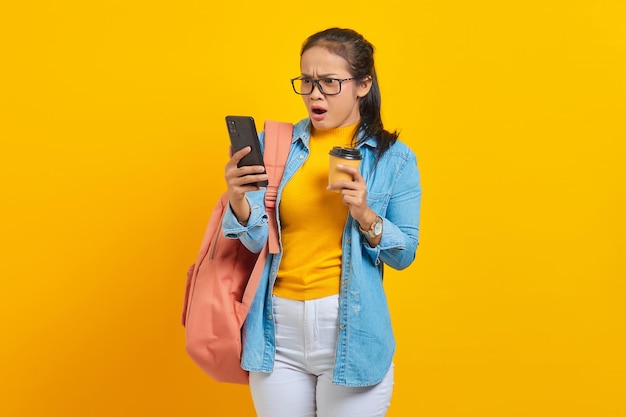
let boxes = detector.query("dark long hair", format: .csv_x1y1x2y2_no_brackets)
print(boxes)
301,28,398,158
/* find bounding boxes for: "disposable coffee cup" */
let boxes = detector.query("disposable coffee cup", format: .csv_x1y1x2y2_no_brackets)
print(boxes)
328,147,362,191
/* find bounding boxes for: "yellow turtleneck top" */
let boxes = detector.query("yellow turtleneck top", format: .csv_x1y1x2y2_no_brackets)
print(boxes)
272,124,356,300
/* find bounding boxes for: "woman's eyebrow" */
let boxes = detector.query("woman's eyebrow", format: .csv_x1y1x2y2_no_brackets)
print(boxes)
300,72,340,78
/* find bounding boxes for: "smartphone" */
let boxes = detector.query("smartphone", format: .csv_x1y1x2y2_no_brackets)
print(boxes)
225,115,268,187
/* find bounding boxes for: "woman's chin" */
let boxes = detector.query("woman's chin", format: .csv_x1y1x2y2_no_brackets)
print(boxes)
310,117,332,130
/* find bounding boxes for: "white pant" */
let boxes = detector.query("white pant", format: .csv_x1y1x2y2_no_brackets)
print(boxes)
249,295,394,417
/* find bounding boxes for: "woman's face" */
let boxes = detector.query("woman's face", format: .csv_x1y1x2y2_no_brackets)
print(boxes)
299,46,372,130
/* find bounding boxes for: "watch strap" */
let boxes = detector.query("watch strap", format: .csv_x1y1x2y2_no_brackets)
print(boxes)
358,216,383,238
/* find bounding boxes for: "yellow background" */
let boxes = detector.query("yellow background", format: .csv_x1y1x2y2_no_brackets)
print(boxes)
1,1,625,416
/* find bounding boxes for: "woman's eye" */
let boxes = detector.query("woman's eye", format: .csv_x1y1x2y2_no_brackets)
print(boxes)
302,79,313,84
322,79,337,85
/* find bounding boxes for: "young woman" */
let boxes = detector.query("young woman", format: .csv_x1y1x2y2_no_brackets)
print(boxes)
223,27,421,417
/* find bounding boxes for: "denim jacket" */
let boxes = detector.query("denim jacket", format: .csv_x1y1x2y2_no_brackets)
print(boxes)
222,118,421,387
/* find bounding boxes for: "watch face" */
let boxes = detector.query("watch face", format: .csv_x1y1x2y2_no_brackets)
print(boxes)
374,218,383,235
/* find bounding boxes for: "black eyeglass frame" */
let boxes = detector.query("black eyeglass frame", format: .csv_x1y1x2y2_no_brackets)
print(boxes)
290,77,357,96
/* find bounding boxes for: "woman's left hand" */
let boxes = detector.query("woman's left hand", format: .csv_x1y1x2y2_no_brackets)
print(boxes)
327,164,378,229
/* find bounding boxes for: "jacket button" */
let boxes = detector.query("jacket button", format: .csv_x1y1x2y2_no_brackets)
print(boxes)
339,324,345,330
268,315,273,320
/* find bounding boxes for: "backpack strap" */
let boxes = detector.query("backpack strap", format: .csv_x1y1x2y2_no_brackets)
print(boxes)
262,120,293,254
241,120,292,312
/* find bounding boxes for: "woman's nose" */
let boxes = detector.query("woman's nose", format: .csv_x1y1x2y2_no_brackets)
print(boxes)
310,82,324,99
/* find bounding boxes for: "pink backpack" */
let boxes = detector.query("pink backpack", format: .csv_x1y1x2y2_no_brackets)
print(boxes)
181,120,293,384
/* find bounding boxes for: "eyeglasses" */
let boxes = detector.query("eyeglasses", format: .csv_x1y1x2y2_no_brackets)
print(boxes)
290,77,356,96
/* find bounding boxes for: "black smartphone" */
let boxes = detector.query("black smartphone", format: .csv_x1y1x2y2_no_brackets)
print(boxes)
225,115,268,187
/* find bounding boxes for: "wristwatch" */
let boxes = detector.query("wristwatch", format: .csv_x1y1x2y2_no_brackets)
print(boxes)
359,216,383,238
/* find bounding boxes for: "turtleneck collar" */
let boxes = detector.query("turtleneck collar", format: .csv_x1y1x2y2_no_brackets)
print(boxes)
311,123,358,144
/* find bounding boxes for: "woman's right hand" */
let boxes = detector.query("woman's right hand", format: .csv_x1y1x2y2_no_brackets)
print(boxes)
224,146,268,225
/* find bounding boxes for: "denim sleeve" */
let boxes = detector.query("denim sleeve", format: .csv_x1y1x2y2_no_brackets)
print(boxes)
363,152,421,270
221,189,269,254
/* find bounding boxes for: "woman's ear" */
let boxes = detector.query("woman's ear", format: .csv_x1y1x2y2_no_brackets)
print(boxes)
357,76,373,98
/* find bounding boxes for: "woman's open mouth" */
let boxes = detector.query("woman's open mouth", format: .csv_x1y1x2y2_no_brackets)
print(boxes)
311,106,327,120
